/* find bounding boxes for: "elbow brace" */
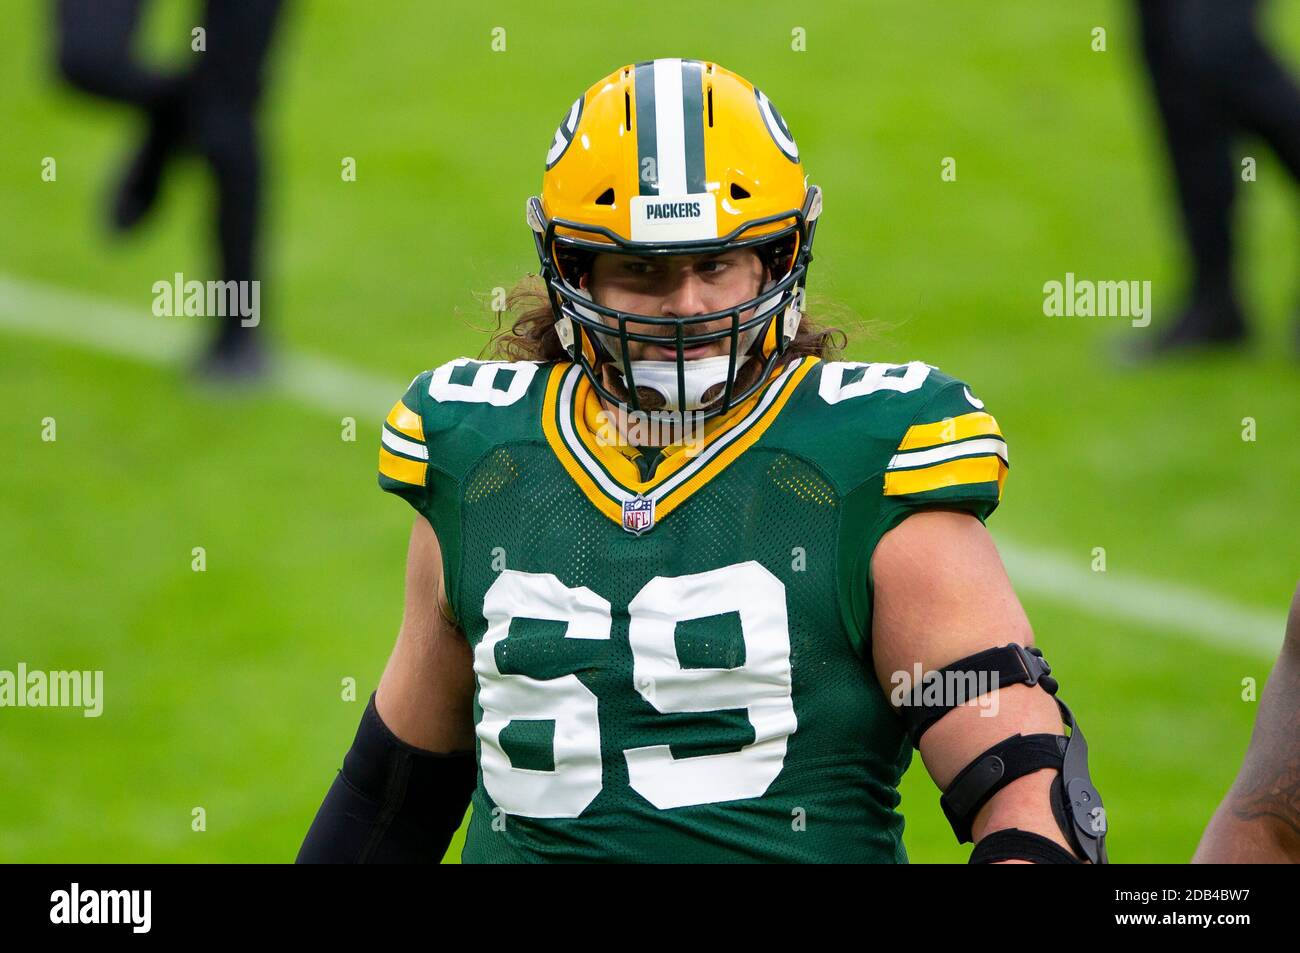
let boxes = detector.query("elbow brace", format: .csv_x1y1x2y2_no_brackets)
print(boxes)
296,692,476,863
898,643,1108,864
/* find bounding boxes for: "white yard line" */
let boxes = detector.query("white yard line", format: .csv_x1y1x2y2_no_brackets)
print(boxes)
0,275,397,417
996,543,1283,657
0,273,1285,658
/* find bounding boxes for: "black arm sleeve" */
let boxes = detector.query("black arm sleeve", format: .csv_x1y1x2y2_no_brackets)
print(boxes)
296,692,476,864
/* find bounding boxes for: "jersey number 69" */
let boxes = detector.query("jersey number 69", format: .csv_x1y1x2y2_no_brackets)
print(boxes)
475,561,797,817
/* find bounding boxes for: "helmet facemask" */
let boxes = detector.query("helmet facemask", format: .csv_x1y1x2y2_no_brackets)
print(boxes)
528,187,820,432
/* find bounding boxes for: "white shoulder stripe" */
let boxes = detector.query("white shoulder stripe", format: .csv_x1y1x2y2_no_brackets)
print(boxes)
382,427,429,461
887,436,1008,471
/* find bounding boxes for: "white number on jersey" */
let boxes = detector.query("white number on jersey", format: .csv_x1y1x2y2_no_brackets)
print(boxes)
477,572,610,818
817,360,931,404
428,358,538,406
625,562,796,809
474,562,797,818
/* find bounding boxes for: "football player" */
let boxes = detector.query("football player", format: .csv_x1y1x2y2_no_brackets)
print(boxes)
298,59,1108,864
1193,582,1300,862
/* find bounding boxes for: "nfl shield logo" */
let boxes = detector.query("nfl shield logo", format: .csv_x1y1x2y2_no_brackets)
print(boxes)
622,495,655,535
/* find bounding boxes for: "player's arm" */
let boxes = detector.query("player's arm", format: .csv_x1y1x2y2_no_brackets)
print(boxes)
296,516,476,863
871,509,1105,863
1192,583,1300,862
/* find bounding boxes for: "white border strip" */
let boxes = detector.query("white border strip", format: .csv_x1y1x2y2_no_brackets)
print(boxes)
888,437,1009,470
556,364,634,503
381,427,428,460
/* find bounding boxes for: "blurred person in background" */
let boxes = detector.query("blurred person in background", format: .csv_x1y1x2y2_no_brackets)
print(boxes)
54,0,287,379
1134,0,1300,357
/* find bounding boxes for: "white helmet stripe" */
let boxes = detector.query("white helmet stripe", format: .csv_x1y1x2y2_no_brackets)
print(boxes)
653,58,687,195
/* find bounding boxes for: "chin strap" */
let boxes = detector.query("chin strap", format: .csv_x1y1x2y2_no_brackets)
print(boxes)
623,355,747,412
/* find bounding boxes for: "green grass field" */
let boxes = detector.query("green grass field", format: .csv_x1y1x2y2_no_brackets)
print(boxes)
2,1,1298,863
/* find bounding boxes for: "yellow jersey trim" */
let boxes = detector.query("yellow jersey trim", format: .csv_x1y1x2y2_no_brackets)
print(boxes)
883,454,1008,498
379,446,427,487
898,411,1001,450
386,399,425,443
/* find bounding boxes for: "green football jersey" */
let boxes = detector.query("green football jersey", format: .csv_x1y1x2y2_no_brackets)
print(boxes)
377,354,1008,863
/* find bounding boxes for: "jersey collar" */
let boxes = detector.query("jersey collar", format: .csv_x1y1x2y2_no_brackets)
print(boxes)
542,356,818,529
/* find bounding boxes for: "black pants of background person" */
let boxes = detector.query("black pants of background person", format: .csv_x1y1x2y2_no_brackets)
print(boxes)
55,0,286,377
1136,0,1300,355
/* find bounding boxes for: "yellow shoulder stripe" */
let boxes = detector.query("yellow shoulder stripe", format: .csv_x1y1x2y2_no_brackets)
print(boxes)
379,446,427,487
899,411,1000,450
883,454,1007,497
386,400,425,442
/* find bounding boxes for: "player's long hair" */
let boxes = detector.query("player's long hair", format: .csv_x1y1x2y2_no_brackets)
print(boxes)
483,272,851,367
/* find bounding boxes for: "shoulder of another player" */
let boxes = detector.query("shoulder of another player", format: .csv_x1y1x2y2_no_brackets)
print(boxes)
1286,581,1300,657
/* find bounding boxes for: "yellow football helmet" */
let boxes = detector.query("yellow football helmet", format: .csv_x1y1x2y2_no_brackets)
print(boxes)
526,57,823,420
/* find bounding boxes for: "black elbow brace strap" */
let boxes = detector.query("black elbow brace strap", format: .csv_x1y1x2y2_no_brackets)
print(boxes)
940,732,1066,843
899,643,1108,864
296,692,476,863
969,827,1082,864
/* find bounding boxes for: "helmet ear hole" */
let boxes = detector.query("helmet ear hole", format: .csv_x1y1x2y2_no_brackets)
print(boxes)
555,247,593,285
595,188,615,206
730,182,751,200
760,235,797,279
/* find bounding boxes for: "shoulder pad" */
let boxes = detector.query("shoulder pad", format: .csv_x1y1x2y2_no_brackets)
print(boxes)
795,360,1007,507
378,358,550,505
